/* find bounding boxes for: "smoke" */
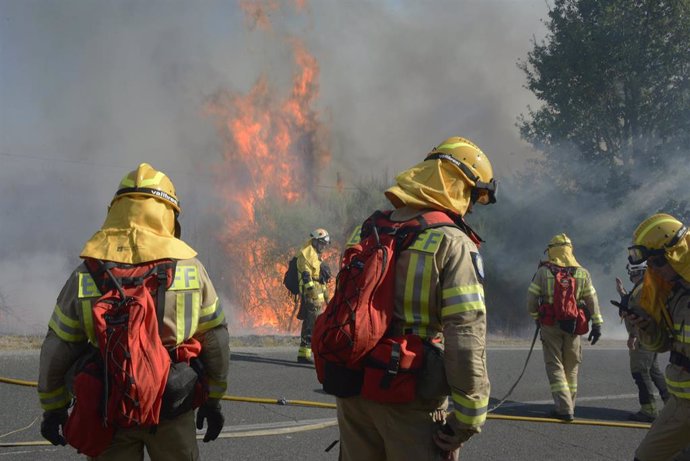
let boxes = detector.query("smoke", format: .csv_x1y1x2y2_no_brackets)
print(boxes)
5,1,682,337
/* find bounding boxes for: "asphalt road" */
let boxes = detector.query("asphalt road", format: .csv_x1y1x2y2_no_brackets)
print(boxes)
0,343,673,460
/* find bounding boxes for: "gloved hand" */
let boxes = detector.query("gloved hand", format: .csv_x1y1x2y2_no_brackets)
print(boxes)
588,324,602,345
40,408,68,446
196,399,224,442
318,263,332,284
432,412,474,456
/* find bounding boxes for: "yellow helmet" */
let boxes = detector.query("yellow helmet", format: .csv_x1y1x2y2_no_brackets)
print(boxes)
548,233,572,248
310,228,330,244
112,163,181,213
628,213,687,264
426,136,497,204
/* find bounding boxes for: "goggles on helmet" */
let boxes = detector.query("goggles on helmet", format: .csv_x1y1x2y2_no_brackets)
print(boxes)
426,153,497,204
628,224,688,264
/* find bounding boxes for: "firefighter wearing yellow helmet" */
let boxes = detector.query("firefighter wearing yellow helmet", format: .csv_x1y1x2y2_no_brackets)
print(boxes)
38,163,230,459
296,228,332,363
527,233,602,421
337,136,494,460
625,214,690,461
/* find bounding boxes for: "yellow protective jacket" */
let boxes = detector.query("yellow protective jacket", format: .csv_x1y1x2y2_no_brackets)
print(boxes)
527,264,603,326
636,280,690,400
297,240,328,305
386,207,490,435
38,257,230,412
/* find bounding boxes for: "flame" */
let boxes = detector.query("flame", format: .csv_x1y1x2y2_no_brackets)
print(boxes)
206,7,331,334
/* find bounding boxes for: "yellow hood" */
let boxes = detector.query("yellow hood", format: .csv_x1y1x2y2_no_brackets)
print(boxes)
81,196,197,264
546,245,580,267
639,232,690,327
384,158,471,214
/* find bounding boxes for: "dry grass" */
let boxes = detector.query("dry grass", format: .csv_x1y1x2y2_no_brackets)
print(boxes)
0,335,44,350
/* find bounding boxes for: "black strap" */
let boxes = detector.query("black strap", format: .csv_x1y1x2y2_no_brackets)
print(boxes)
156,263,168,334
379,342,401,389
670,350,690,372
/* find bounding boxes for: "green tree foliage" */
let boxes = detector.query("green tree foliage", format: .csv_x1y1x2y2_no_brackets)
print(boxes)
518,0,690,196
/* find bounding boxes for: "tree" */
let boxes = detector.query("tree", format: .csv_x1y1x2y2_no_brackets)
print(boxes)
519,0,690,197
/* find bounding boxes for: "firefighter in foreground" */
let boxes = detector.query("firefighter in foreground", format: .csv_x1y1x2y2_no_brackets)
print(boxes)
615,262,669,422
527,233,603,421
335,136,495,460
296,228,331,363
37,163,229,460
624,214,690,461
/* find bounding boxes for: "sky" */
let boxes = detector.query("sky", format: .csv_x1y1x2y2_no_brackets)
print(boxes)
0,0,572,334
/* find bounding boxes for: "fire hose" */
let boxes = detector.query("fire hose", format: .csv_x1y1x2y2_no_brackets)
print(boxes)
0,373,651,447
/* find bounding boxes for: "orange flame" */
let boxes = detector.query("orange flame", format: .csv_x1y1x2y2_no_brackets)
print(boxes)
206,11,331,333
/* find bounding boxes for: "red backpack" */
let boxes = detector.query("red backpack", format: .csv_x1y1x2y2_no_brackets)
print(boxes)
538,262,589,335
64,259,176,456
311,210,458,397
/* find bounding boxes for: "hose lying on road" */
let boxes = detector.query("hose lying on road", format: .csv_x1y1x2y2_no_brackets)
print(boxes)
0,375,652,435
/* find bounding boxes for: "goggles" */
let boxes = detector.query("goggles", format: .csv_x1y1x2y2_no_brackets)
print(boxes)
627,224,688,265
426,153,497,204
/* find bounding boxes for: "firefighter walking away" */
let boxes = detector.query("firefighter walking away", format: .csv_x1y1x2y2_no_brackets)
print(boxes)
527,233,603,421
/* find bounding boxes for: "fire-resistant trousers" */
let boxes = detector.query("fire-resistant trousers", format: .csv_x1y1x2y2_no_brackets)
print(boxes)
634,395,690,461
88,410,199,461
630,347,669,416
298,300,320,359
336,395,451,461
540,324,581,416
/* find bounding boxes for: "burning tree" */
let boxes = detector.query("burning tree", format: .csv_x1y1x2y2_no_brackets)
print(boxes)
205,34,332,333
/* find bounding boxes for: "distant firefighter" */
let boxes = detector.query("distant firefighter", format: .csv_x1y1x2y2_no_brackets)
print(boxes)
295,228,331,364
625,214,690,461
614,261,669,422
527,233,603,421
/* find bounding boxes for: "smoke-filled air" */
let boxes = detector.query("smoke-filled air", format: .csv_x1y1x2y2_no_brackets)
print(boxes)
1,0,687,338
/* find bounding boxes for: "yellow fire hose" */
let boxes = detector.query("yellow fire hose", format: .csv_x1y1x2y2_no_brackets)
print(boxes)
0,375,651,435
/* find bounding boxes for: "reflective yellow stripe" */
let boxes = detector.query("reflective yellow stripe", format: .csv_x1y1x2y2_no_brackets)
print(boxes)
208,379,227,399
529,311,540,319
345,225,362,247
673,324,690,344
403,253,418,325
451,391,488,426
48,305,86,342
441,285,485,317
665,377,690,399
550,382,569,392
635,217,679,245
189,292,200,338
77,273,99,298
198,299,224,332
437,141,474,150
176,293,186,344
417,255,433,338
170,266,200,291
545,273,554,303
38,386,70,411
591,314,603,325
80,300,97,345
528,282,541,296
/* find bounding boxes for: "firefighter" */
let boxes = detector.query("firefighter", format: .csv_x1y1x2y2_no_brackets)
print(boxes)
615,262,669,422
37,163,230,460
527,233,603,421
296,228,331,364
624,214,690,461
336,136,495,460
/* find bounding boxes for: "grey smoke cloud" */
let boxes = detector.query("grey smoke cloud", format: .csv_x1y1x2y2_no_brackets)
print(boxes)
13,0,659,336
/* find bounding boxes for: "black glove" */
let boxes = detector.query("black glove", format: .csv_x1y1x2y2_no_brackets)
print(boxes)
319,263,332,284
40,409,68,446
196,399,224,442
588,324,602,345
